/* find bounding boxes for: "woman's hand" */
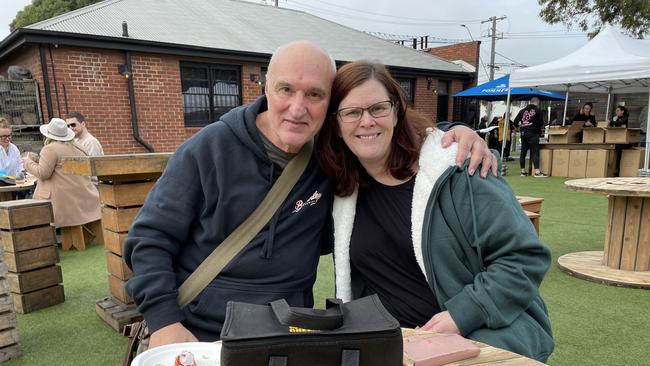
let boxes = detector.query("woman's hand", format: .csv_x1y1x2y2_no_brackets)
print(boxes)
441,125,498,178
420,311,461,335
149,322,198,349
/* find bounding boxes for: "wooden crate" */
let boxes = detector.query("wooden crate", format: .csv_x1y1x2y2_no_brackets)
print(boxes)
106,252,132,281
99,181,154,208
3,245,58,273
12,284,65,314
0,301,21,362
95,297,142,332
0,200,53,230
517,196,544,214
1,225,56,253
104,229,127,256
101,206,140,233
108,274,132,304
6,265,62,293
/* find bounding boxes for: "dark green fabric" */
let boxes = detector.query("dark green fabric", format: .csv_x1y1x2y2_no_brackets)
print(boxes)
422,160,554,362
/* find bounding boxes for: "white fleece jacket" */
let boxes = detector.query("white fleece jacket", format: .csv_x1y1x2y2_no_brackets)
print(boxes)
332,128,465,302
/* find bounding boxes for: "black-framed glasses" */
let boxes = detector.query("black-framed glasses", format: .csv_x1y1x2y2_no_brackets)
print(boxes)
0,134,11,140
67,123,78,128
336,100,394,123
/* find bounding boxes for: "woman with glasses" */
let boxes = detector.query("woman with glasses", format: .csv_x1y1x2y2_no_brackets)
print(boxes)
0,117,23,178
315,60,554,362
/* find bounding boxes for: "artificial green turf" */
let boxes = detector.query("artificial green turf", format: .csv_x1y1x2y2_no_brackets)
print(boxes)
7,164,649,365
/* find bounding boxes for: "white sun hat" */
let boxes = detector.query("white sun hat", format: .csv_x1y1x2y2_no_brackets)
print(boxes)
39,118,75,141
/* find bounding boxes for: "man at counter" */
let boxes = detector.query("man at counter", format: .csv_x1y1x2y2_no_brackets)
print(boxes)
123,40,499,348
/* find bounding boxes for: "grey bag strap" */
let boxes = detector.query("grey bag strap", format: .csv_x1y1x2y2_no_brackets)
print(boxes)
177,140,313,308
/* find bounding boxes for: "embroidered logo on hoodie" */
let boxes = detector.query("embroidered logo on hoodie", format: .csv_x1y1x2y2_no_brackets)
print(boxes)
293,190,322,213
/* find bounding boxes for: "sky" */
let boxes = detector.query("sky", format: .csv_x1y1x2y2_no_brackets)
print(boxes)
1,0,592,83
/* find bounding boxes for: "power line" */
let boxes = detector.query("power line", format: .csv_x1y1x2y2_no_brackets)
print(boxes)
495,51,526,67
286,0,484,24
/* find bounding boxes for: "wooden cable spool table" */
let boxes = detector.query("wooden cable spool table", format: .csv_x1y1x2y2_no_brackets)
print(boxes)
561,177,650,288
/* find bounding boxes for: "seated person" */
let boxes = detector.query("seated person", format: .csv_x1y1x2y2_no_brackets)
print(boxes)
316,60,554,362
0,118,23,177
571,102,596,127
609,105,628,127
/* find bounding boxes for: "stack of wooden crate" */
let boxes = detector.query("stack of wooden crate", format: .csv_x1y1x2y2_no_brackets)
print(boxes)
0,200,64,314
0,265,22,362
61,153,171,332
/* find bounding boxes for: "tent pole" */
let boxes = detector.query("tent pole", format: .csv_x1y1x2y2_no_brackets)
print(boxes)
500,87,512,175
605,86,612,120
642,87,650,175
562,84,570,126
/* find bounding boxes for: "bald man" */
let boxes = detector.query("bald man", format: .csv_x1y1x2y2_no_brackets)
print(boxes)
124,41,495,347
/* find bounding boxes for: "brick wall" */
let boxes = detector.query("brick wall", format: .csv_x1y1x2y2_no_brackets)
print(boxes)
426,41,481,69
1,45,267,153
413,76,436,122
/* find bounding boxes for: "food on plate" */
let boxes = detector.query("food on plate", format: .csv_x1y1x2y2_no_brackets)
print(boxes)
174,350,197,366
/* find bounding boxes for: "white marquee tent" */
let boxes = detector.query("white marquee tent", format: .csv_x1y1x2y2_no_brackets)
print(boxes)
504,26,650,174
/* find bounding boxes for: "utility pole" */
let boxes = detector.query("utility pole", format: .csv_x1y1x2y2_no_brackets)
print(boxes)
274,0,278,6
481,15,506,81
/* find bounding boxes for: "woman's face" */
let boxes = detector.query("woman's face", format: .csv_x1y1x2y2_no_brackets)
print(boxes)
336,79,397,169
583,104,592,115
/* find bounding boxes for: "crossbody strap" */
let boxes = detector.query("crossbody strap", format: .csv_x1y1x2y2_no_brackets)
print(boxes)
177,140,314,308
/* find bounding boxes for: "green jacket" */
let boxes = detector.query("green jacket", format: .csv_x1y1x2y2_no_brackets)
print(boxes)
333,129,554,362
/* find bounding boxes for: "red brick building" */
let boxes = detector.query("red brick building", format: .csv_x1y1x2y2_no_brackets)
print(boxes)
0,0,479,153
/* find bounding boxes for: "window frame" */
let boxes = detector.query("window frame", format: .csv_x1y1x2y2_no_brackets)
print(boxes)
180,61,242,127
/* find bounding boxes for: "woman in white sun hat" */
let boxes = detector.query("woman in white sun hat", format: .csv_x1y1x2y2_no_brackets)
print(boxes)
21,118,101,232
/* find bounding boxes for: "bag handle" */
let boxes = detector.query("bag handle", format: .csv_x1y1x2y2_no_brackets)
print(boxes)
270,298,344,330
177,140,313,308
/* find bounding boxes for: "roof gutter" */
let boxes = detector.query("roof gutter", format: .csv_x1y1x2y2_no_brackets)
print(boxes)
124,51,154,152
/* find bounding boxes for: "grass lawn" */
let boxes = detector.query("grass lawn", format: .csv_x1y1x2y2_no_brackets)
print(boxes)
6,161,649,365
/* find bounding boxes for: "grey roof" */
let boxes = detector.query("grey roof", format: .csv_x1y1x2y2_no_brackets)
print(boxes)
25,0,466,73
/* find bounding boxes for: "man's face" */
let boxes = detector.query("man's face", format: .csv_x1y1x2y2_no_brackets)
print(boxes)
263,44,334,153
65,117,85,138
0,128,11,149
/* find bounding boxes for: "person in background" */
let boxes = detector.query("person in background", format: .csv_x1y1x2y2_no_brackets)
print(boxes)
0,118,23,177
123,40,497,349
487,116,500,151
315,60,554,362
571,102,596,127
609,105,628,127
477,115,488,140
66,112,104,156
21,118,101,229
514,97,546,177
498,112,515,161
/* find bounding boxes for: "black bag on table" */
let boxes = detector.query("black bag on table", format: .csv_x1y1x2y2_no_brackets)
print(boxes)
220,295,403,366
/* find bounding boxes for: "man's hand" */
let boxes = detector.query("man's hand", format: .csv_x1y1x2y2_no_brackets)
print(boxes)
149,322,198,349
420,311,461,335
441,125,498,177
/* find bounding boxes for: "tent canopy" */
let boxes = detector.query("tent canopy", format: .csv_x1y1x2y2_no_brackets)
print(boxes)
509,26,650,93
454,75,566,101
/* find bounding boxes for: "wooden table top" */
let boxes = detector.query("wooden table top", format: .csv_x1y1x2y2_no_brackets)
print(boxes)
0,176,36,193
401,329,546,365
565,177,650,197
61,153,172,179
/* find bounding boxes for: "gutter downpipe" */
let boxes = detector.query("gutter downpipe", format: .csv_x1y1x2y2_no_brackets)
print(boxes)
500,87,512,176
125,51,154,152
562,84,570,126
38,46,53,119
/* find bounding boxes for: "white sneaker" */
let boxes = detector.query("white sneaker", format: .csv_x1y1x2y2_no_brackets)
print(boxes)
533,172,547,178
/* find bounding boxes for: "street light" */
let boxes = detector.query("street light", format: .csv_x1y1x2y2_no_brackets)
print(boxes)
460,24,475,41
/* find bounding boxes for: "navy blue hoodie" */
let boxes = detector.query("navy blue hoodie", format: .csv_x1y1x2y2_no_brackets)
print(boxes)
124,96,333,340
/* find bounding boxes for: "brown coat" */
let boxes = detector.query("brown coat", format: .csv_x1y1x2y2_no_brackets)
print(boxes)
23,141,101,227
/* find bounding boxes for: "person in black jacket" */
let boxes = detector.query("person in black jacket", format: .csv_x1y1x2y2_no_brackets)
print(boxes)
572,102,596,127
514,97,546,177
609,105,629,127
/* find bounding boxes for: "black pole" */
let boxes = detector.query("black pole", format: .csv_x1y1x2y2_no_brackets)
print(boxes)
38,46,53,120
125,51,154,152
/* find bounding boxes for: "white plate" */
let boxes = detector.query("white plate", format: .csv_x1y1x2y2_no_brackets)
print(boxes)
131,342,221,366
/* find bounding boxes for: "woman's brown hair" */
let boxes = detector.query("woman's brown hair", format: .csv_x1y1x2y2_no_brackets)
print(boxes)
315,60,433,197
